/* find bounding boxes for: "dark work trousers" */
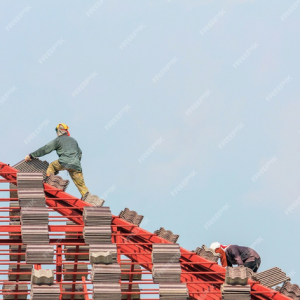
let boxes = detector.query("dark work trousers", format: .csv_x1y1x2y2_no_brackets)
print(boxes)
244,257,261,272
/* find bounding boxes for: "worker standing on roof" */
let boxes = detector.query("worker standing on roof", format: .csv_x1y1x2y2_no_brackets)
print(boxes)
24,123,89,199
210,242,261,272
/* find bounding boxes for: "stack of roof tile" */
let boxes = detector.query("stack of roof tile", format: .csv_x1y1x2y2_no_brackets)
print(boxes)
62,284,84,299
64,246,89,261
93,283,122,300
159,283,189,299
13,158,49,180
2,282,28,300
9,245,26,261
152,264,182,283
221,284,251,300
154,227,179,243
82,192,105,207
121,264,142,281
26,245,54,264
279,282,300,300
30,284,60,300
9,182,18,199
9,201,20,222
21,207,49,225
194,245,221,262
119,208,144,226
121,283,140,299
83,226,112,244
89,244,117,264
152,244,181,263
83,207,112,226
65,221,83,239
8,264,32,281
63,264,88,280
45,174,69,191
31,269,54,285
21,224,49,244
225,266,248,285
91,264,121,282
17,173,45,207
252,267,290,287
9,221,21,239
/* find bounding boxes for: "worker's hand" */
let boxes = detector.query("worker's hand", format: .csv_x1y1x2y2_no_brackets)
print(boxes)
25,155,32,162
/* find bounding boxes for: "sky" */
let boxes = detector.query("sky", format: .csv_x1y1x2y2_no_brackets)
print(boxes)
0,0,300,289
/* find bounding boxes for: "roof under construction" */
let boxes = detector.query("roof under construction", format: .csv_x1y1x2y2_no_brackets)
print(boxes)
0,159,298,299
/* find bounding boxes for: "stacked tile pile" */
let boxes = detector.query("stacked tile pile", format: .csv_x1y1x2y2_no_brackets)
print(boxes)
279,282,300,300
82,192,105,207
21,207,49,225
93,283,122,300
26,245,54,264
152,244,182,283
152,244,188,299
1,282,28,300
9,200,20,222
8,264,32,281
62,284,85,299
45,174,69,191
119,208,144,226
221,284,251,300
63,264,88,280
194,245,221,262
10,245,26,261
83,207,122,299
121,283,140,299
121,264,142,281
159,283,189,300
30,269,60,300
83,207,112,244
252,267,290,287
13,158,49,180
225,266,248,285
154,227,179,243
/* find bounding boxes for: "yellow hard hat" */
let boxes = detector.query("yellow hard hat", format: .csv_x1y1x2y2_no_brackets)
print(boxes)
55,123,69,131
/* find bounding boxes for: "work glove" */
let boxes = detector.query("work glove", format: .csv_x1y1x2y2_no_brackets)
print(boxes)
25,155,32,162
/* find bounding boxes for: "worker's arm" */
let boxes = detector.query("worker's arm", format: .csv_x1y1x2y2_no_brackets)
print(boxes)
30,139,58,158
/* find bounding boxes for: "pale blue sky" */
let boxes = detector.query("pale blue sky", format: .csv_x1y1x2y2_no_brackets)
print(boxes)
1,0,300,286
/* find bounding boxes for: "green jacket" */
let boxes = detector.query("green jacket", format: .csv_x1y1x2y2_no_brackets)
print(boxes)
30,135,83,172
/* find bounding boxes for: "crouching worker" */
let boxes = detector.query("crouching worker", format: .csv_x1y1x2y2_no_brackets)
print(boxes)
25,123,89,199
210,242,261,272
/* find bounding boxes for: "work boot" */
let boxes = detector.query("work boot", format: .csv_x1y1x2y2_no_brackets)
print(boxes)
81,192,90,201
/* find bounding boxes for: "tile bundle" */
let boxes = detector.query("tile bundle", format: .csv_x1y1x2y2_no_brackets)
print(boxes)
225,266,248,285
83,207,112,226
194,245,221,262
121,283,140,299
30,284,60,300
31,269,54,285
121,264,142,281
83,226,112,244
9,245,26,261
21,207,49,225
82,192,105,207
26,245,54,264
91,263,121,282
9,200,20,222
2,282,28,300
13,158,49,180
64,246,90,261
62,284,85,299
8,264,32,281
21,224,49,244
45,174,69,191
9,182,18,200
279,282,300,300
89,244,117,264
119,208,144,226
159,283,189,299
9,221,21,240
221,284,251,300
152,263,182,283
93,283,122,300
63,264,88,280
152,244,181,263
252,267,290,287
154,227,179,243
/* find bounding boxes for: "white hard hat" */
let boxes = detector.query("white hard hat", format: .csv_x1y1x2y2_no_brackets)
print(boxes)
210,242,221,250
